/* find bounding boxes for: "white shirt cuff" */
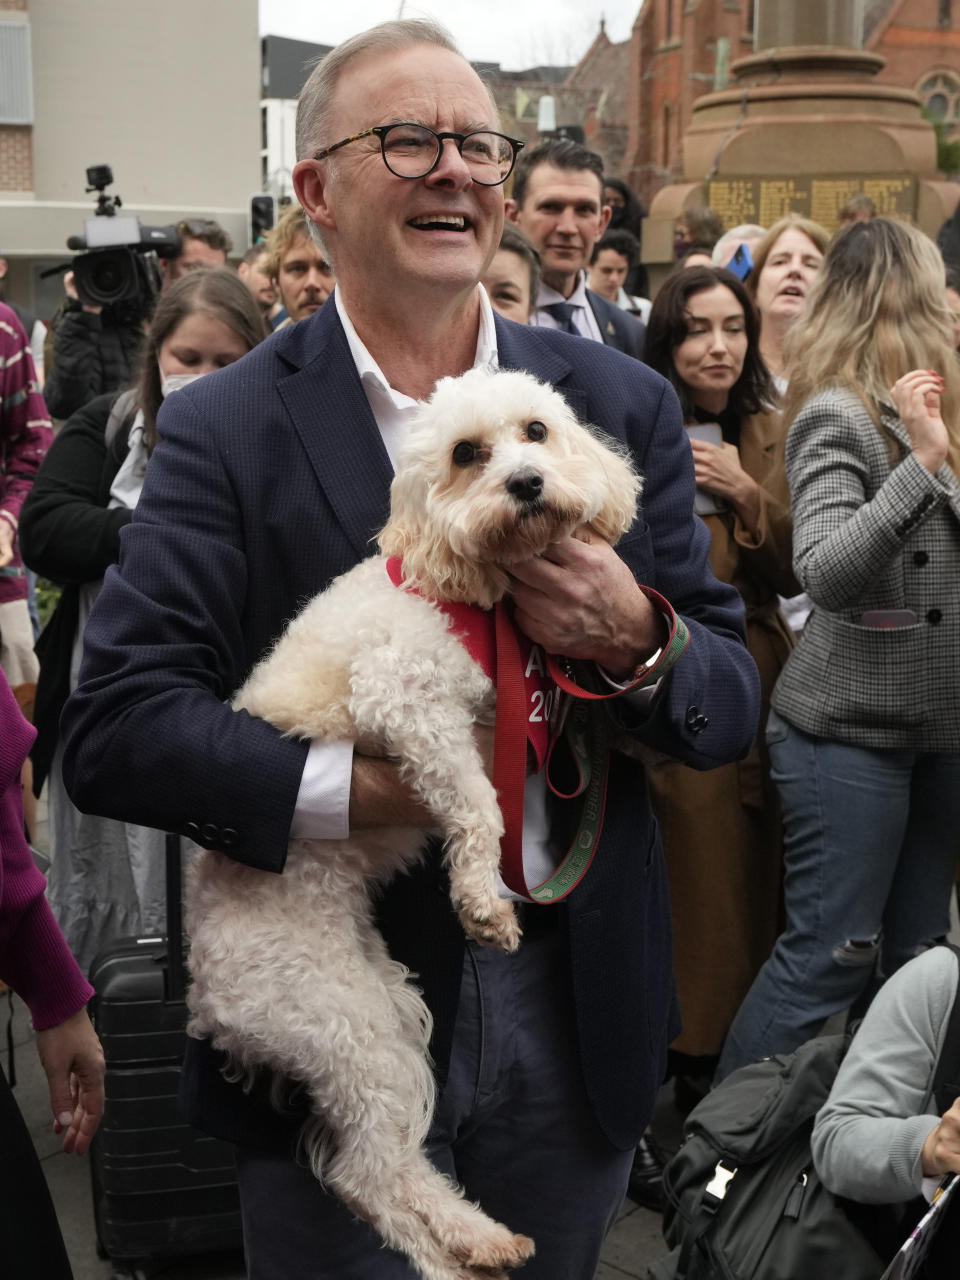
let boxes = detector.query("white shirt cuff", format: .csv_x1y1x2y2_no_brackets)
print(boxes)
290,739,354,840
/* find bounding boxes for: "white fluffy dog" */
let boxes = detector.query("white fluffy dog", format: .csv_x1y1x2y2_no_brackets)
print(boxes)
185,366,641,1280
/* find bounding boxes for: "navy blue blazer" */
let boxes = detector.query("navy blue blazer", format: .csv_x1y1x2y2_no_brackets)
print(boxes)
61,303,758,1154
586,288,645,360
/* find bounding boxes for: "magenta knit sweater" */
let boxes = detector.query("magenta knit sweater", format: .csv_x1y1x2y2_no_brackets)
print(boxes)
0,672,93,1028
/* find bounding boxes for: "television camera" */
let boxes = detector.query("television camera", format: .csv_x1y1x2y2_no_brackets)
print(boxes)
65,165,180,317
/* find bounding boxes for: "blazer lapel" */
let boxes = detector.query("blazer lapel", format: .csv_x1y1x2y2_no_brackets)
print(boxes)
495,316,588,422
277,309,395,560
585,290,623,352
275,309,596,563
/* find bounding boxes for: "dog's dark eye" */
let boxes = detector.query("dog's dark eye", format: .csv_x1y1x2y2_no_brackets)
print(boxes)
452,441,477,467
526,420,548,442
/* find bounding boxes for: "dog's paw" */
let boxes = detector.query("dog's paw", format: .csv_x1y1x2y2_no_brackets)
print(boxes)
451,1229,535,1271
459,899,521,954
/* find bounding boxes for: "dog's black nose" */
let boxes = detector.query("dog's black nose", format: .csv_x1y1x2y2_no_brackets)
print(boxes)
506,469,544,504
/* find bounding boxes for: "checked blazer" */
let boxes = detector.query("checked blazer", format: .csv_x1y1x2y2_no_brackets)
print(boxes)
771,387,960,750
60,301,758,1155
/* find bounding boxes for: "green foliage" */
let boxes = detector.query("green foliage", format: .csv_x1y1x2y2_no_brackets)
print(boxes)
924,109,960,178
34,578,61,632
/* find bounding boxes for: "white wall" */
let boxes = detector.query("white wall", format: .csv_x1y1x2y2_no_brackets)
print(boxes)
29,0,260,209
0,0,260,266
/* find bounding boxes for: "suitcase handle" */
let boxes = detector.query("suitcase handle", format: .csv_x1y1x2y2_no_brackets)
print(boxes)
165,832,186,1002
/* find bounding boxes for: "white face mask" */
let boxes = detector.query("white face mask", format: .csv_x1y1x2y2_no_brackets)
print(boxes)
159,366,204,398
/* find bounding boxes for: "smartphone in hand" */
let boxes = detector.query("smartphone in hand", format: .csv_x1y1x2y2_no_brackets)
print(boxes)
686,422,727,516
727,243,753,282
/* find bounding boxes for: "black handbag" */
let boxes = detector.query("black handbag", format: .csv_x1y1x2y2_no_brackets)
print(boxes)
647,945,960,1280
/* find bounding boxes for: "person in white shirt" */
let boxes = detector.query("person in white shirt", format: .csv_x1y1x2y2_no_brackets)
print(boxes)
506,139,645,359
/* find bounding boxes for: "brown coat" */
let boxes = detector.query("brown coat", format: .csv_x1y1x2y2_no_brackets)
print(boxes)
649,409,797,1057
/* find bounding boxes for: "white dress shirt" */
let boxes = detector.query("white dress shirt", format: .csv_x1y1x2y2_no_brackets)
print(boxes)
289,286,560,897
529,271,604,344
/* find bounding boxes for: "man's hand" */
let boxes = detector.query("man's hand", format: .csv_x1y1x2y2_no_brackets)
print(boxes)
921,1097,960,1179
507,533,662,680
63,269,102,315
349,725,496,830
0,517,14,568
35,1007,105,1156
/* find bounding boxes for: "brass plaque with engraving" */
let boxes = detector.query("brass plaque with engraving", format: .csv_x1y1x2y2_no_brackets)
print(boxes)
706,175,916,232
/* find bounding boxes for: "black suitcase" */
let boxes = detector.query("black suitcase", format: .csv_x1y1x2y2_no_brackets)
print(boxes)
88,833,243,1266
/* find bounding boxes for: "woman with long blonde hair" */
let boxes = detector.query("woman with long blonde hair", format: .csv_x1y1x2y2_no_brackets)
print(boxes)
718,217,960,1079
749,212,829,390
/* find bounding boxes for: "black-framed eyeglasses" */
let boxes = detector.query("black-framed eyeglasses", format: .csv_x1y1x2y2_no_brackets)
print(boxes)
313,123,524,186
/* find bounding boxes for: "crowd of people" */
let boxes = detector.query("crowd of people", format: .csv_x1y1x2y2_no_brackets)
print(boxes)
2,15,960,1278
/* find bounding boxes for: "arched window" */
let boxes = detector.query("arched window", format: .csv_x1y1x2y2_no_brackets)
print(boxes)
919,69,960,123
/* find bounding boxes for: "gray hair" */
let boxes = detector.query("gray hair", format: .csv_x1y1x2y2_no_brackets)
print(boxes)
295,19,501,261
295,19,461,164
711,224,767,267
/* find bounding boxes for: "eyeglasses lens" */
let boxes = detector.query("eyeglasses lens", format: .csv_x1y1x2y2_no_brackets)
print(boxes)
382,125,513,184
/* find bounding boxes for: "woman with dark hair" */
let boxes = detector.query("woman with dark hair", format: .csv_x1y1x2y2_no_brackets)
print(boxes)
718,218,960,1080
19,268,268,971
642,265,797,1097
602,176,649,297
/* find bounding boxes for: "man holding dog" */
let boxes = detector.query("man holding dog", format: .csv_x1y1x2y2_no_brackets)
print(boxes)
62,21,759,1279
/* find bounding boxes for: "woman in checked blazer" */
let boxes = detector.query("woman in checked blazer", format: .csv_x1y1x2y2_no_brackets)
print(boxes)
718,217,960,1079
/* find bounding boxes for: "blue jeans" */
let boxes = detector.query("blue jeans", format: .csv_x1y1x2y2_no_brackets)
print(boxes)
717,710,960,1080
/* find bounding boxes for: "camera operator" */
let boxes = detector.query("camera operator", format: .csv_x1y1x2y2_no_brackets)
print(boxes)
163,218,232,282
43,273,147,422
43,211,233,422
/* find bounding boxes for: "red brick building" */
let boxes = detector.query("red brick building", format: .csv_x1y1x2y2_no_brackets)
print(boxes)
869,0,960,125
621,0,960,202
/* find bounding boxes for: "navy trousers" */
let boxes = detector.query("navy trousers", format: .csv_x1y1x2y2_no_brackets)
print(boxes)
236,924,634,1278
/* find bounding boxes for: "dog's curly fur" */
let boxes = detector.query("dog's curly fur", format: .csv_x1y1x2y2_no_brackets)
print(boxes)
185,367,641,1279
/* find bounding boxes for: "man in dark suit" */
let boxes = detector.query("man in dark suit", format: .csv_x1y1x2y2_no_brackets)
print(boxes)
61,19,758,1279
505,138,646,358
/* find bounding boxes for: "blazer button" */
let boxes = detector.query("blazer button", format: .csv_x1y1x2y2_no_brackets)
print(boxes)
184,821,200,840
685,706,707,734
913,550,929,567
927,608,942,625
221,827,239,848
200,822,220,843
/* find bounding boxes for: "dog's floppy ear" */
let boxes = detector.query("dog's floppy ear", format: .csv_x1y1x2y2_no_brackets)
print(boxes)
577,426,643,544
378,461,425,560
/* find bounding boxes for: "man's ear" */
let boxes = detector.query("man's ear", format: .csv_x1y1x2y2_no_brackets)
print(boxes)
598,204,612,238
294,159,335,233
504,198,521,226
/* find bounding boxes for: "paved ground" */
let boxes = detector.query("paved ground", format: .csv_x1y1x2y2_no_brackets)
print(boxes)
18,794,680,1278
